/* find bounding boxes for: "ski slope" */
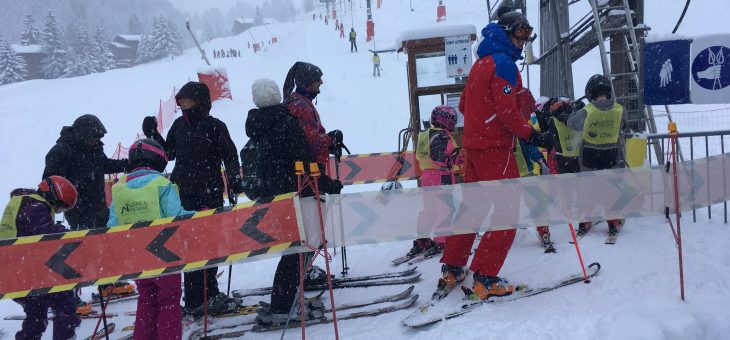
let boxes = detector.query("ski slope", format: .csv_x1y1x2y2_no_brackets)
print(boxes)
1,0,730,339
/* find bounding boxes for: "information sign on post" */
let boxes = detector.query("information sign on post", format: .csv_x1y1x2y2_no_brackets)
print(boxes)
690,34,730,104
445,35,473,78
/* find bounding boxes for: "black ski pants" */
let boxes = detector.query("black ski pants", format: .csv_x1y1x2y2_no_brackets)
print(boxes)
350,40,357,52
269,252,313,314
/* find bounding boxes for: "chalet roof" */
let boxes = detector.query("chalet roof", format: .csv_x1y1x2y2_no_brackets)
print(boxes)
117,35,141,41
394,24,477,51
110,41,132,49
11,44,43,54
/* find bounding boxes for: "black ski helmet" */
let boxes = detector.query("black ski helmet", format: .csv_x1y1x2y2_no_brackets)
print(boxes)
497,11,532,36
128,139,168,172
585,74,613,101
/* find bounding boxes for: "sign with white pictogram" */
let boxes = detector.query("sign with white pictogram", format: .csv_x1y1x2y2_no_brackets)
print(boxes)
643,39,691,105
690,34,730,104
444,35,473,78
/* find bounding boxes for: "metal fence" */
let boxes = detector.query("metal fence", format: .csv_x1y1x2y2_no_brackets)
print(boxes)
645,129,730,223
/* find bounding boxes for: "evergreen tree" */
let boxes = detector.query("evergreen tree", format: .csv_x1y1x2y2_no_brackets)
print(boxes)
63,22,95,77
0,34,27,85
303,0,315,13
148,16,183,60
91,26,114,72
20,14,41,46
40,12,69,79
135,33,153,64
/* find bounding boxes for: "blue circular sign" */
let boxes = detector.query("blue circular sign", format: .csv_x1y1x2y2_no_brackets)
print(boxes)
692,45,730,90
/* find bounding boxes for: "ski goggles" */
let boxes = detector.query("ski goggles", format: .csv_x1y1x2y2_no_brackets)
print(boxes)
511,26,534,42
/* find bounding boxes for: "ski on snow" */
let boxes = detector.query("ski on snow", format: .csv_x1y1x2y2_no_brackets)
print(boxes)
81,322,115,340
401,262,601,328
232,267,419,297
188,289,419,339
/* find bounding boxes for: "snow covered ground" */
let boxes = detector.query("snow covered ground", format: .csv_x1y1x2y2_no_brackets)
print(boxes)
1,0,730,339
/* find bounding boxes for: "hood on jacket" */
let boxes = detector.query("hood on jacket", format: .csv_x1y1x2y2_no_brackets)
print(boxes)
476,23,524,61
245,104,291,140
176,82,212,123
56,125,105,150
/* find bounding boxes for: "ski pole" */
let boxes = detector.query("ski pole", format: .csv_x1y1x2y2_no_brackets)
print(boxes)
225,169,238,296
334,158,349,276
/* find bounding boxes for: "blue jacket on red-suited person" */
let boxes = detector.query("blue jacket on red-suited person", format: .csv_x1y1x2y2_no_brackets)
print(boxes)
460,22,533,152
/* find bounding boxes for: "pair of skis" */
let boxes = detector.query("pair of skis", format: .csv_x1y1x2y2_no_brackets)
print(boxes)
401,262,602,327
188,285,420,339
232,266,420,297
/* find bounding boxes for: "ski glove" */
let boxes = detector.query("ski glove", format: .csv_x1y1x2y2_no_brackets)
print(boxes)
227,173,245,196
525,129,553,150
319,175,343,195
327,130,346,160
538,159,551,175
142,116,158,138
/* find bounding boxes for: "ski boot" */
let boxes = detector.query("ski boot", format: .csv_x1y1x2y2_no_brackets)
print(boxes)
75,300,92,316
303,265,333,286
207,292,243,316
464,273,515,301
432,264,467,300
93,281,136,301
540,232,556,253
576,222,592,237
255,301,325,326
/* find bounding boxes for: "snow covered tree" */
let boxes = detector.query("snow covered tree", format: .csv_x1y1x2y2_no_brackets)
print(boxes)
63,23,95,77
148,16,183,59
40,12,69,79
0,34,27,85
135,34,153,64
91,26,114,72
20,14,42,46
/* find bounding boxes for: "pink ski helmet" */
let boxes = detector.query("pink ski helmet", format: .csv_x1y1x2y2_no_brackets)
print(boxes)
430,105,457,131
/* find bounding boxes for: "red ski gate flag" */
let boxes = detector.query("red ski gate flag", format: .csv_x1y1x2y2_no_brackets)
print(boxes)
0,194,301,299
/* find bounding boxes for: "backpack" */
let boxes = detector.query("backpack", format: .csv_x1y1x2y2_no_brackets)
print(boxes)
240,137,271,201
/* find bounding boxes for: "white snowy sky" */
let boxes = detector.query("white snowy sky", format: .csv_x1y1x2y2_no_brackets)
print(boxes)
172,0,291,14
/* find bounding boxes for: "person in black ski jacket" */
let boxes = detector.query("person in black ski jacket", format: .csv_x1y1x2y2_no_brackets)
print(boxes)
43,114,130,230
142,81,243,317
247,77,342,326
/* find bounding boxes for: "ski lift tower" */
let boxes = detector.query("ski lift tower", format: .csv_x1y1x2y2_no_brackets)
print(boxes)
398,25,477,148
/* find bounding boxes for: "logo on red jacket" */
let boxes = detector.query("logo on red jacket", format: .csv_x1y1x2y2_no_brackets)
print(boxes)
502,86,512,94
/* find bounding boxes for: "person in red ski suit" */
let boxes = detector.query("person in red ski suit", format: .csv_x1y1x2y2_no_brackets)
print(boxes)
2,176,80,340
107,139,194,340
435,11,552,301
411,105,463,256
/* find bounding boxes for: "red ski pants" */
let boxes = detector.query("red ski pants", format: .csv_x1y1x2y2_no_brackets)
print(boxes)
441,148,519,276
134,274,182,340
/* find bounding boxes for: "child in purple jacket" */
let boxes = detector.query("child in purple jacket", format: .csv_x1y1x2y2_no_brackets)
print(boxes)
0,176,80,340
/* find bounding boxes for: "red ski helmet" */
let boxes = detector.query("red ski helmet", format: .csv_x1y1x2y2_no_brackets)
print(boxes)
38,176,78,213
129,139,168,172
431,105,458,131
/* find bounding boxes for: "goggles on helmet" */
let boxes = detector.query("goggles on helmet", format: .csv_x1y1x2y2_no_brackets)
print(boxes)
511,26,534,42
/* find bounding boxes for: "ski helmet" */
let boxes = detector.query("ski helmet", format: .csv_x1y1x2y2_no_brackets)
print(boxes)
431,105,458,131
497,11,533,41
38,176,78,213
128,139,168,172
585,74,613,101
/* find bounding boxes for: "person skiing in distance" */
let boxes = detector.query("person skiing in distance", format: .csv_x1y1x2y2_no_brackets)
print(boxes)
372,52,381,77
340,24,345,38
141,81,243,317
107,139,192,340
2,176,81,340
565,74,626,235
349,28,358,52
437,10,552,301
255,64,344,326
412,105,463,257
